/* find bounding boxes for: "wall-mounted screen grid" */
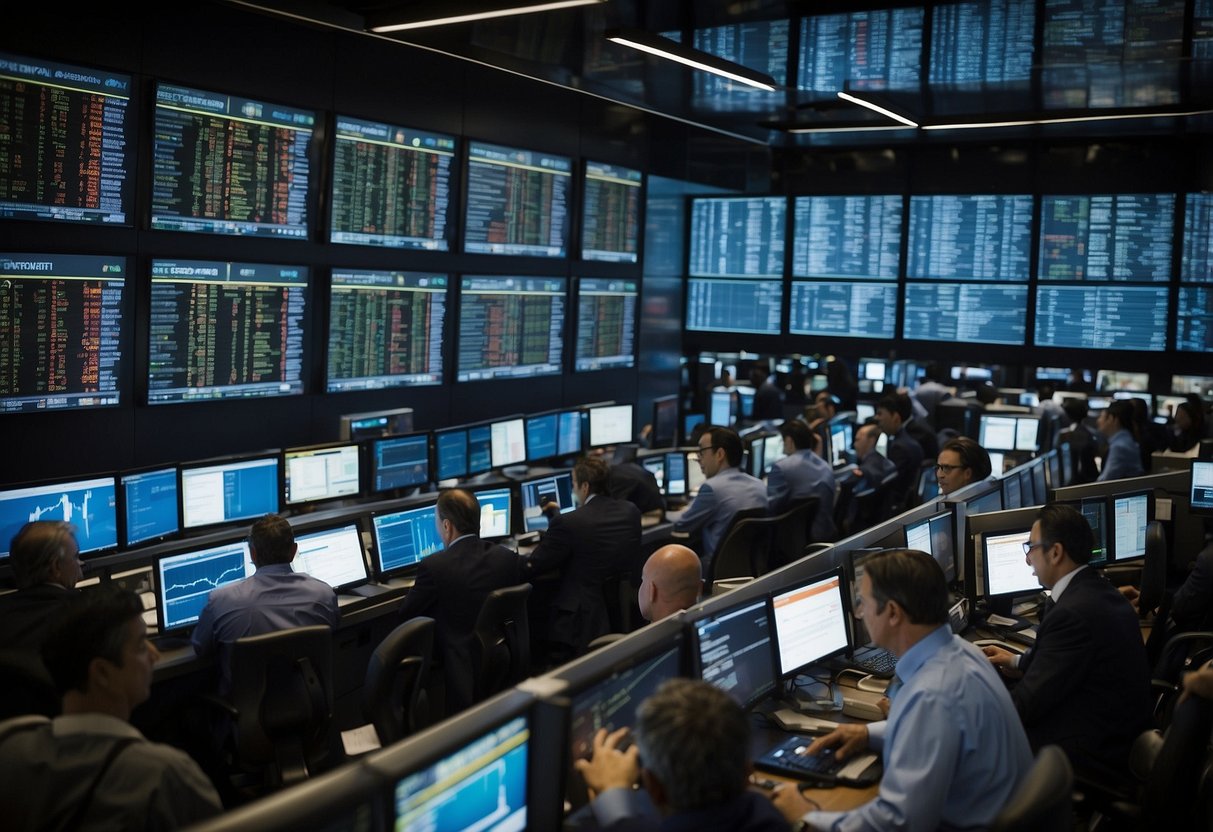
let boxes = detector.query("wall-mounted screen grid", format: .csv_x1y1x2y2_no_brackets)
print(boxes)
907,195,1032,280
581,161,642,263
575,279,637,371
790,281,897,339
1038,194,1174,281
457,277,565,381
691,21,789,101
463,141,570,257
903,283,1027,345
1035,285,1168,351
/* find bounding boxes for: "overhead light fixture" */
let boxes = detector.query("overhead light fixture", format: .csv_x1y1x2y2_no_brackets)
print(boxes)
836,92,918,128
922,107,1213,130
605,28,778,91
368,0,605,33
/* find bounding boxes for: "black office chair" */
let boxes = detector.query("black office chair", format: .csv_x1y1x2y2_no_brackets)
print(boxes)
1149,630,1213,727
362,617,435,747
848,470,899,536
705,508,771,595
471,583,532,702
769,497,818,569
989,744,1073,832
1137,520,1168,620
221,625,336,788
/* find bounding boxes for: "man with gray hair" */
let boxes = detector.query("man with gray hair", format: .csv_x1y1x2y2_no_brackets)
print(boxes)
0,521,83,651
575,678,787,831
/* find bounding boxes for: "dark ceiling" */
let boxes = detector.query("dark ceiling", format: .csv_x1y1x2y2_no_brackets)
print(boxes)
230,0,1213,147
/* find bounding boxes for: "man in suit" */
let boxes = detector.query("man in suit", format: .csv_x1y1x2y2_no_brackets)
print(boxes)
673,427,768,568
982,504,1152,780
398,489,520,716
0,521,83,652
875,392,925,513
851,422,897,492
767,419,837,542
524,455,642,662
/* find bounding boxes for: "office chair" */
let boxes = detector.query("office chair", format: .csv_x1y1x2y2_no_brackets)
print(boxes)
220,625,336,788
769,497,818,569
362,617,434,747
848,470,899,536
471,583,531,702
705,508,771,595
1149,631,1213,728
989,744,1073,832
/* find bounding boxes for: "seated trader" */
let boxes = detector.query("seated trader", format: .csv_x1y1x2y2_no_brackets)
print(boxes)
875,392,924,513
637,544,703,623
192,513,338,693
674,427,768,567
577,678,788,832
767,420,837,542
773,549,1032,831
524,456,642,660
399,489,520,715
0,586,222,830
935,436,994,496
1096,400,1145,482
850,423,896,492
0,521,83,651
982,504,1151,780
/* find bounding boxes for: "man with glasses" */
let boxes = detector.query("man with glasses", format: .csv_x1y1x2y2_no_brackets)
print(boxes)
0,521,84,652
673,427,767,566
982,504,1151,781
934,437,993,496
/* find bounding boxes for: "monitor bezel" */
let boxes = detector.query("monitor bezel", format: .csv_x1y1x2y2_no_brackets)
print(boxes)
770,567,853,680
368,431,433,495
0,472,120,560
369,496,443,581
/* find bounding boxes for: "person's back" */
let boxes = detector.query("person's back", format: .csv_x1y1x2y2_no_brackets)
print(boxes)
608,460,664,516
767,421,837,541
0,522,83,653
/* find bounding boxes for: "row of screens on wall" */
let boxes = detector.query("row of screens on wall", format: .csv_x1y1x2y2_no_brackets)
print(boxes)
685,192,1212,352
0,255,638,413
0,52,642,262
0,403,635,558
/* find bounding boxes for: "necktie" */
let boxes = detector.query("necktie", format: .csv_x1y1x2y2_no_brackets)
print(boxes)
1040,595,1055,622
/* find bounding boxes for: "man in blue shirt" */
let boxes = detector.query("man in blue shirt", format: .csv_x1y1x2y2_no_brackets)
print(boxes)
192,513,338,694
1096,400,1144,482
773,549,1033,831
767,420,836,543
673,427,767,567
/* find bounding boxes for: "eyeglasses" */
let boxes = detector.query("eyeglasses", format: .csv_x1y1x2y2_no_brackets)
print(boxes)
935,463,967,473
696,445,721,455
1022,540,1050,556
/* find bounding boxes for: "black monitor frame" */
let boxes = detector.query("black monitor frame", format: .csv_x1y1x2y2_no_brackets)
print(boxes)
368,496,443,581
368,431,432,496
769,567,853,681
0,472,120,560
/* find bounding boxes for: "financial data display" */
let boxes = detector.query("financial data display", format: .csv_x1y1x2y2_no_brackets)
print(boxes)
394,715,528,832
1183,193,1213,281
283,444,360,506
371,434,430,493
581,161,642,263
520,471,575,533
771,573,850,676
1177,287,1213,352
686,279,781,335
457,276,565,382
575,278,637,372
982,528,1038,597
151,83,314,238
0,253,126,413
148,259,307,403
1038,195,1174,281
157,541,253,631
180,456,279,530
694,597,775,709
792,196,902,279
292,524,368,589
903,283,1027,344
329,116,456,250
789,281,897,339
0,476,118,558
1111,492,1150,561
0,52,133,225
798,9,923,93
692,20,789,99
689,197,785,278
525,413,560,461
929,0,1036,85
1034,285,1168,351
907,195,1032,279
490,417,526,468
326,269,445,392
473,487,512,538
121,467,179,548
464,141,570,257
372,503,443,576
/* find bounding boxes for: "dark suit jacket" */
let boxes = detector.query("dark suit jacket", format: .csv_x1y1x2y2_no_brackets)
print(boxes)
905,417,939,460
608,462,664,515
524,494,641,652
886,429,924,511
1170,540,1213,632
0,584,79,653
398,535,520,714
1013,567,1152,779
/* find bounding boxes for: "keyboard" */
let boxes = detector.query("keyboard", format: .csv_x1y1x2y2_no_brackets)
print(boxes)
756,735,881,787
843,646,897,678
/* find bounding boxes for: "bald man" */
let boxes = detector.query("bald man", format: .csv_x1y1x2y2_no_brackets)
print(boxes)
638,544,703,622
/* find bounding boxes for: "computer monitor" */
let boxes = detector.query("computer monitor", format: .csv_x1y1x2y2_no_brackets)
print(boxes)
525,412,559,462
1002,474,1022,510
434,426,470,481
979,524,1039,601
467,423,493,476
371,500,444,580
709,390,735,427
467,485,513,539
119,466,180,549
0,474,119,558
640,454,665,491
691,596,776,710
966,485,1003,516
735,386,756,419
1044,450,1063,491
762,432,785,476
1059,496,1109,564
588,403,633,448
665,452,688,497
905,510,957,583
291,522,369,590
683,412,706,441
1191,461,1213,518
861,359,887,383
988,451,1006,476
743,434,766,479
770,569,852,679
369,433,430,494
1015,416,1040,452
519,471,576,533
856,402,876,422
651,395,679,448
283,442,362,507
557,410,583,457
829,421,853,467
978,414,1018,453
180,453,279,531
1110,490,1153,562
156,538,253,633
339,407,415,441
1030,462,1048,506
490,416,527,468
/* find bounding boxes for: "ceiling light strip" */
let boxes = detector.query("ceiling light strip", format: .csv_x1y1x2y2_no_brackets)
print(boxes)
607,33,777,91
371,0,603,33
836,92,918,128
922,107,1213,130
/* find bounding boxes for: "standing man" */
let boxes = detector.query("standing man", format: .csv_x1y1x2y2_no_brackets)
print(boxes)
0,521,83,651
524,456,642,662
982,504,1152,780
398,488,520,715
773,550,1032,831
192,513,338,694
875,392,924,513
767,420,837,542
637,544,703,623
674,427,768,567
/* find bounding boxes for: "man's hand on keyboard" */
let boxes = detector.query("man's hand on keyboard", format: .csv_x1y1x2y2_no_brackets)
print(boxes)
981,644,1024,679
805,723,870,762
574,727,640,799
